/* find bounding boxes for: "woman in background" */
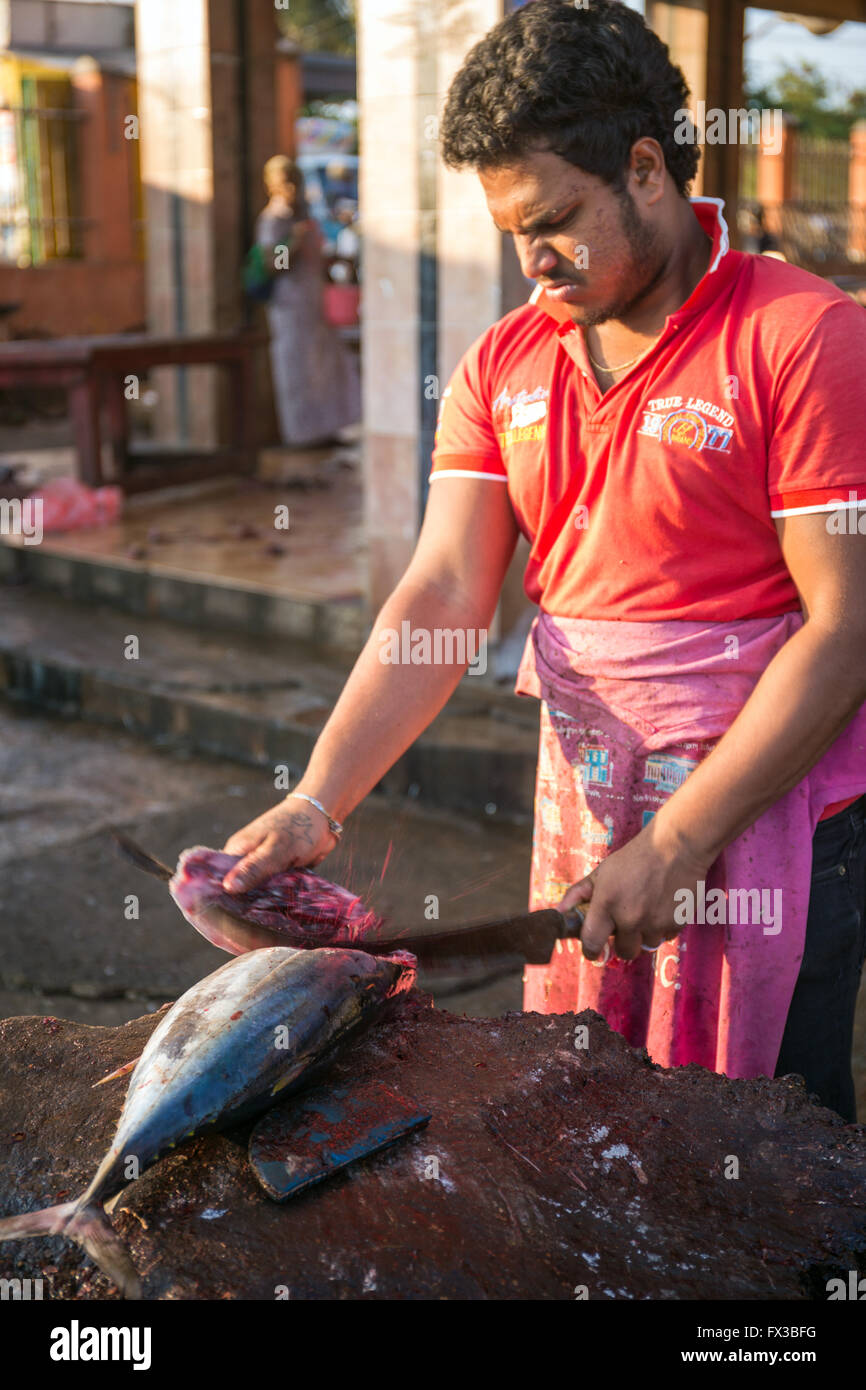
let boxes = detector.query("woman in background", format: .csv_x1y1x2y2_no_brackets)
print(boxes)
256,155,361,448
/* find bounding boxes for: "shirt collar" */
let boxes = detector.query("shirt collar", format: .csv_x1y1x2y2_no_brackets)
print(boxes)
529,195,736,329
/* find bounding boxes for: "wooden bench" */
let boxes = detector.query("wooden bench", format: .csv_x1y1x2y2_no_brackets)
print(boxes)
0,331,264,493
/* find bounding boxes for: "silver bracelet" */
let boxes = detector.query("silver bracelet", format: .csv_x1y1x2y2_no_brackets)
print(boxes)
285,792,343,840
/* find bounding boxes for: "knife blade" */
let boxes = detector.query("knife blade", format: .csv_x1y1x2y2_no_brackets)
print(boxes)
365,906,586,965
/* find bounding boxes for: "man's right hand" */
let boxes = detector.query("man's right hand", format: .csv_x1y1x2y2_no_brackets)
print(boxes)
221,797,337,893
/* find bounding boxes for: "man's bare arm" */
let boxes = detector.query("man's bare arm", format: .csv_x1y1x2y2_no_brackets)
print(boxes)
222,478,519,889
656,515,866,859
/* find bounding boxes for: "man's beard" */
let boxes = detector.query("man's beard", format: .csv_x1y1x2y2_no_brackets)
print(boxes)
573,188,667,327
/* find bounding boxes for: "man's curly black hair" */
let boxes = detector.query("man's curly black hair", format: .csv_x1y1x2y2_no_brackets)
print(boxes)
440,0,700,197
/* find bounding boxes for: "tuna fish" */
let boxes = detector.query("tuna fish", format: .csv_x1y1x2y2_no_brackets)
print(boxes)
114,834,384,956
0,945,415,1299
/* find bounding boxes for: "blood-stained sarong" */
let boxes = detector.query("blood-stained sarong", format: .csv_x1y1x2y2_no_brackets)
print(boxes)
517,612,866,1078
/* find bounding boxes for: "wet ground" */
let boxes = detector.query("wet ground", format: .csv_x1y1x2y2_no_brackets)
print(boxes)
0,433,364,603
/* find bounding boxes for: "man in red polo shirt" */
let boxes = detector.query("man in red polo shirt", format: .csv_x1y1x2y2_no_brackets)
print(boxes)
222,0,866,1118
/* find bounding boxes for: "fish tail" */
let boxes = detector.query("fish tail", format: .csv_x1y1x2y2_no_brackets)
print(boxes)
0,1200,141,1299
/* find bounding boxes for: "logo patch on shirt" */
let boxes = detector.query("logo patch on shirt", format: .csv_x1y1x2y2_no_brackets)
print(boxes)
510,399,547,429
637,395,734,453
492,384,549,448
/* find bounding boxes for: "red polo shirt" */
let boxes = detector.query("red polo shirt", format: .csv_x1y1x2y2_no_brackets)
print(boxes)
430,197,866,624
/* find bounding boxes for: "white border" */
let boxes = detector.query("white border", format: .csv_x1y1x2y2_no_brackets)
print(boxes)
770,499,866,518
429,470,508,483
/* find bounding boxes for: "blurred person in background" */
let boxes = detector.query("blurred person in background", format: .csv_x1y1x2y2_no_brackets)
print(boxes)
256,155,361,448
334,198,360,281
742,206,778,256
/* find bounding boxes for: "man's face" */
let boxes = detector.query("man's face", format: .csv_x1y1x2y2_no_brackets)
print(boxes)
479,148,667,327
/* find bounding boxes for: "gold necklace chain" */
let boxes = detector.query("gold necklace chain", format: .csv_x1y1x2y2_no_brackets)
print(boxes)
587,332,662,374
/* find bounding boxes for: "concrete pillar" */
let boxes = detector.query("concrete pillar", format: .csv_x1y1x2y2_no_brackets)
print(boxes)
757,115,798,239
359,0,511,616
134,0,276,449
702,0,746,232
848,121,866,264
646,0,744,227
358,0,422,611
276,48,302,160
647,0,709,199
72,63,132,265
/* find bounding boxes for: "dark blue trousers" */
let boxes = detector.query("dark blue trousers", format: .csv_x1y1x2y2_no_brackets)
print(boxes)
774,795,866,1122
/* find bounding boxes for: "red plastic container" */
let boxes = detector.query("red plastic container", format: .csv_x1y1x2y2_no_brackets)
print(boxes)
323,283,360,327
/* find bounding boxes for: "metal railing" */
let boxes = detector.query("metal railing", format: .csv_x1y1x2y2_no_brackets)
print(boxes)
773,204,866,273
0,102,87,265
794,136,851,204
737,136,863,274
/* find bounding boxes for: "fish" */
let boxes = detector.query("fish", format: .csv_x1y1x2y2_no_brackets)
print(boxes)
114,834,385,957
0,944,415,1299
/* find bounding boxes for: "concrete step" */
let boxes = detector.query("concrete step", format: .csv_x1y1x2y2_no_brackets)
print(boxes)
0,535,368,654
0,583,539,820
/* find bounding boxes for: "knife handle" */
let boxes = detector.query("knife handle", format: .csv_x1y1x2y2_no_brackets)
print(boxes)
561,906,586,938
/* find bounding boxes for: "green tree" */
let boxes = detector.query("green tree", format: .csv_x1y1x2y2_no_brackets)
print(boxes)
745,60,860,138
846,90,866,126
276,0,356,56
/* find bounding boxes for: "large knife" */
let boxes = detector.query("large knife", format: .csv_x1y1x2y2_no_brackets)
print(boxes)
357,906,585,964
112,831,585,964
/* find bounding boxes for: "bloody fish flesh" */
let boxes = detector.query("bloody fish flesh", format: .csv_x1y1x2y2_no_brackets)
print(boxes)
114,835,385,957
171,846,384,955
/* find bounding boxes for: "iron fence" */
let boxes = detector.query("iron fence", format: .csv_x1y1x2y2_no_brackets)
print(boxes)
0,93,87,265
737,134,864,274
794,136,851,204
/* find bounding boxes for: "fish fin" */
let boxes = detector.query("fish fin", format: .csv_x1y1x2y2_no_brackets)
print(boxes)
92,1057,141,1088
0,1201,141,1300
111,830,174,883
70,1205,142,1300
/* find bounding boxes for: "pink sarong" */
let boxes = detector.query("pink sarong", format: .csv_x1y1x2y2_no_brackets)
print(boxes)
517,612,866,1079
